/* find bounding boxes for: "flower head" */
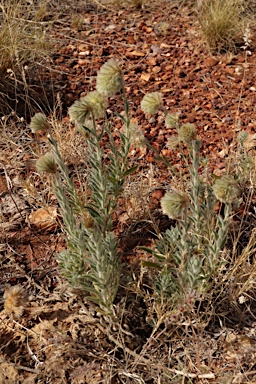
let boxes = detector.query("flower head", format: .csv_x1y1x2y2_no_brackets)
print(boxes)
4,285,28,318
84,91,108,118
161,190,190,219
30,113,51,133
140,92,162,115
165,113,180,128
96,58,123,97
69,91,107,125
179,123,197,143
166,135,180,149
36,152,57,174
68,98,91,126
212,175,240,203
129,122,146,149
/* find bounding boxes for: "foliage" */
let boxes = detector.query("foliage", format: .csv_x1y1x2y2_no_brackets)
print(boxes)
31,56,255,331
32,59,136,315
31,56,253,327
141,103,241,326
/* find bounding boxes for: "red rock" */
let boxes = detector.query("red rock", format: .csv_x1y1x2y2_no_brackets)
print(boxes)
204,57,219,67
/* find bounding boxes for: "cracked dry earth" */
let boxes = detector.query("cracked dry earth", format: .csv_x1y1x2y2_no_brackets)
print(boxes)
1,1,256,383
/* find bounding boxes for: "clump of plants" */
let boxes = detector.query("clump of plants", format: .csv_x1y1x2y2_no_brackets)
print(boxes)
31,59,138,315
139,93,243,327
197,0,246,52
31,59,255,330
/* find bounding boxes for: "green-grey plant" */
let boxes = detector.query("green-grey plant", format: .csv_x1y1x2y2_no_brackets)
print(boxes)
33,59,136,315
141,98,240,323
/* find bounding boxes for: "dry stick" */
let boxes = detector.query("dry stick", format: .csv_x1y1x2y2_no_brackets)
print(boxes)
96,323,215,380
2,165,26,225
90,0,114,10
0,318,47,374
55,30,189,49
0,359,39,375
12,17,55,25
238,370,256,377
11,319,48,342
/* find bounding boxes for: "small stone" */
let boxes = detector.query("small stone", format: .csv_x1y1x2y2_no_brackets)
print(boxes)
204,57,218,67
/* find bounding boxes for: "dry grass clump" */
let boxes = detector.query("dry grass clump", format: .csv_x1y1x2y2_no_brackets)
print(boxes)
91,0,147,9
197,0,247,52
0,0,53,114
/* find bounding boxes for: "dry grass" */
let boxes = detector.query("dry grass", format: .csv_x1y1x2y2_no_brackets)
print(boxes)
197,0,246,52
0,0,54,114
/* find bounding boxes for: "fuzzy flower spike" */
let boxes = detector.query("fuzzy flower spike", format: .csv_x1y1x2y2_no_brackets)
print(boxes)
212,175,240,204
165,113,180,129
161,190,190,219
30,112,51,133
179,123,197,143
141,92,162,115
69,91,107,126
129,122,146,149
4,285,28,318
36,152,57,174
96,58,123,97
